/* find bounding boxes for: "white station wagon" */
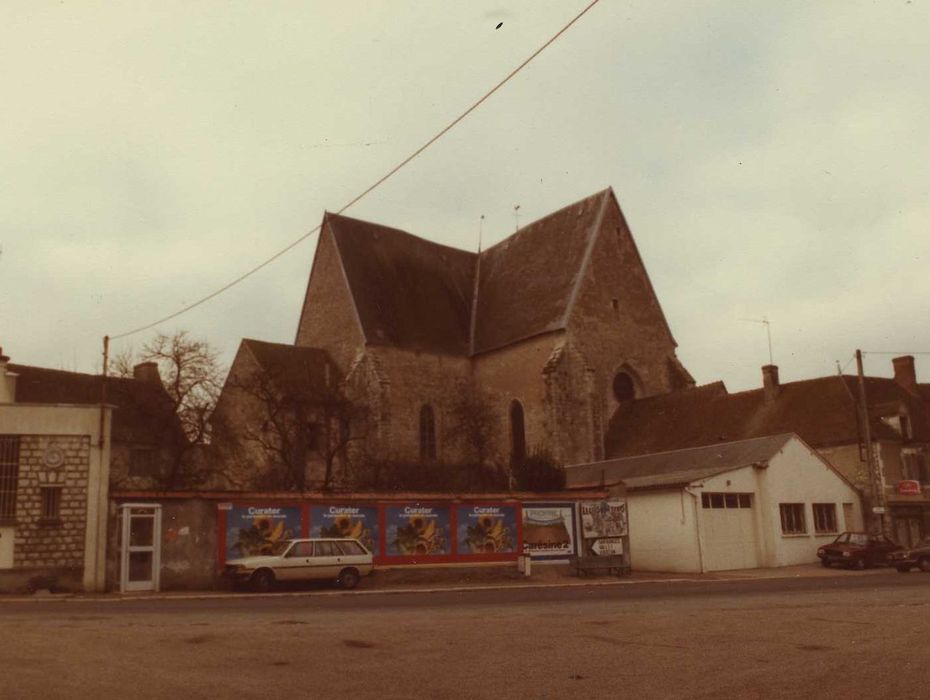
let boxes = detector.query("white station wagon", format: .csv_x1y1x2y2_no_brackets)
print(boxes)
225,538,374,591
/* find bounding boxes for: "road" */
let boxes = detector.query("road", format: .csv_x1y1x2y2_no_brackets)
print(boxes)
2,572,929,699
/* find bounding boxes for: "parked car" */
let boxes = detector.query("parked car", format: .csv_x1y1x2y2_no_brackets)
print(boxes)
225,538,374,591
817,532,901,569
887,538,930,573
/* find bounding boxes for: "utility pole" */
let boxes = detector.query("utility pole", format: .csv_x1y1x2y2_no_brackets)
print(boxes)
856,349,887,535
98,335,109,449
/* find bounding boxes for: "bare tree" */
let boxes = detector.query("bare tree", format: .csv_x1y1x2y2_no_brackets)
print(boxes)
446,383,506,490
224,358,368,491
113,330,225,489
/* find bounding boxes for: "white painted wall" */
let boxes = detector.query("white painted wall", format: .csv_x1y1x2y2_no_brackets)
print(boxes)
627,489,702,573
627,436,864,573
754,438,862,568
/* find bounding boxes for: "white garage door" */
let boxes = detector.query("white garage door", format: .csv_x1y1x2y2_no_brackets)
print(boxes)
700,493,760,571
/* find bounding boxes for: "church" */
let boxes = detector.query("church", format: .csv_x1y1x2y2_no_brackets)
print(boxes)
262,186,694,475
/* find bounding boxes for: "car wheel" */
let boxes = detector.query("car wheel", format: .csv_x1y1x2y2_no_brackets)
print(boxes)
250,569,275,593
919,557,930,573
337,568,360,590
896,565,912,573
821,559,831,568
853,558,866,570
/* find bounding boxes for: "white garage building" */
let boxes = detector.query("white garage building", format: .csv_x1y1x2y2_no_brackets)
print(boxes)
565,434,863,573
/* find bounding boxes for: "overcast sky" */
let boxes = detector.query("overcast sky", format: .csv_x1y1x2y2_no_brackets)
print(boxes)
3,1,928,391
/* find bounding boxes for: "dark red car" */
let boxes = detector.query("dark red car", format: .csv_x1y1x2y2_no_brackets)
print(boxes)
817,532,902,569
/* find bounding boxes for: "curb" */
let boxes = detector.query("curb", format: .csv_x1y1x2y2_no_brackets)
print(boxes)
0,568,894,605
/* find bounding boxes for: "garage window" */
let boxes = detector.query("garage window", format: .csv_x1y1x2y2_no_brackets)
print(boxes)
701,492,752,509
779,503,807,534
813,504,837,534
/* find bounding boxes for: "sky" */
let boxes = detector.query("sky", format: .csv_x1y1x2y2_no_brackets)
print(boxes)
2,0,929,392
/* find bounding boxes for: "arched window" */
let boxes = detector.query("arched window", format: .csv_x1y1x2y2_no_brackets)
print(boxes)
419,404,436,461
612,372,636,402
510,400,526,466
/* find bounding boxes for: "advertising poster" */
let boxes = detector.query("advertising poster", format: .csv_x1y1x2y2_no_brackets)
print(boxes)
386,504,451,557
225,505,302,560
309,505,380,556
522,503,576,560
580,500,628,538
455,504,518,555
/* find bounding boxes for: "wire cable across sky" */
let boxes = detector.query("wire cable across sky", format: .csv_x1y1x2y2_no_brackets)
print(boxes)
110,0,602,341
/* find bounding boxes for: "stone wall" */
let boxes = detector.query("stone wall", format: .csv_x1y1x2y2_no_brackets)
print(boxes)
2,435,90,590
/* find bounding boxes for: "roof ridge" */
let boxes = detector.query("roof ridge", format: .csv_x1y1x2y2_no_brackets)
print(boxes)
571,432,795,468
326,212,478,259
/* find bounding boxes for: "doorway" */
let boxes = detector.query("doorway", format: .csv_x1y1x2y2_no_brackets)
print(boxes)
119,503,162,592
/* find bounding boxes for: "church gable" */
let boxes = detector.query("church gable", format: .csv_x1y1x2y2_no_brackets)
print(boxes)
295,220,368,370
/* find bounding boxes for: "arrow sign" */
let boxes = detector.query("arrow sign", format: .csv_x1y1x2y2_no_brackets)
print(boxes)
592,538,623,556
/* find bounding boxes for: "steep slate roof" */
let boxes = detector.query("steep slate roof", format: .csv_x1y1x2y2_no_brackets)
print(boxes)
325,214,476,355
315,188,630,356
567,434,795,490
241,339,335,393
605,373,930,459
9,363,179,445
472,189,610,354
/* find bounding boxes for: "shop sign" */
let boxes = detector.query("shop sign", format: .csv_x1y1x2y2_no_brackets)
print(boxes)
455,505,518,554
591,538,624,556
580,500,628,538
310,505,380,556
385,504,451,557
522,503,577,559
224,505,301,560
897,480,922,496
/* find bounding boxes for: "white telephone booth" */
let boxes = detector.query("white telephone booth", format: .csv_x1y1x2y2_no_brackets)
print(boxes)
119,503,162,593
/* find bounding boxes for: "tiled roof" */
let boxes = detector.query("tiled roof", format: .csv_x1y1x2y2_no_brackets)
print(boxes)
605,374,930,459
9,363,179,445
241,339,335,392
472,190,610,354
326,214,476,355
318,188,622,356
567,434,795,490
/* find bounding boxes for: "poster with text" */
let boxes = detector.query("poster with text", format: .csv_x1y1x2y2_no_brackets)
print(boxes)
522,503,576,559
386,505,451,557
455,504,518,555
309,505,380,556
580,500,628,539
225,505,302,560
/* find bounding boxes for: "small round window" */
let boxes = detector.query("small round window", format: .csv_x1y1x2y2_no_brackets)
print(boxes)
612,372,635,402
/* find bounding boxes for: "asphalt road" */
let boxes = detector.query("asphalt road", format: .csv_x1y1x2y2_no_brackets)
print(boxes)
3,571,929,699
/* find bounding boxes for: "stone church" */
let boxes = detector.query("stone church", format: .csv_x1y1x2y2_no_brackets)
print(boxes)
280,186,693,471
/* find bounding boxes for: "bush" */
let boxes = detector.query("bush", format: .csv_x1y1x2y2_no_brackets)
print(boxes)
512,449,565,492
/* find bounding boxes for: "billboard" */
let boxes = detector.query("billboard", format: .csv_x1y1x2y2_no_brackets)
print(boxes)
580,500,628,538
224,505,302,560
309,505,380,556
385,504,451,557
522,503,576,559
455,504,518,555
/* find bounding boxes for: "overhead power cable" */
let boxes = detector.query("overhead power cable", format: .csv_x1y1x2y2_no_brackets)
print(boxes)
110,0,602,341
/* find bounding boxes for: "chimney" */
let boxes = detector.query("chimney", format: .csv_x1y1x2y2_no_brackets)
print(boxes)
0,347,17,403
133,361,161,384
762,364,780,403
892,355,917,393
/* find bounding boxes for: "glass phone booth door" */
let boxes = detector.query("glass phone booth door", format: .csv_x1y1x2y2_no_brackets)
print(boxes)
119,504,162,592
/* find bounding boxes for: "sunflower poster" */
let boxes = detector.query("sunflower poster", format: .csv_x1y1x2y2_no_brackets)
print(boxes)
225,505,301,560
455,505,518,554
309,505,379,556
386,505,451,557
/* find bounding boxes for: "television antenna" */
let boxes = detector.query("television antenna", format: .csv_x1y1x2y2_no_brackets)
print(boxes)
741,316,774,366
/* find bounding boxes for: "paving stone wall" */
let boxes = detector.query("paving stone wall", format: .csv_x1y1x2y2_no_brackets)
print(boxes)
13,434,89,569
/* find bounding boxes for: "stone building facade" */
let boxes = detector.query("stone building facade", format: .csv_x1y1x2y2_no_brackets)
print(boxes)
285,188,693,471
1,350,111,593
